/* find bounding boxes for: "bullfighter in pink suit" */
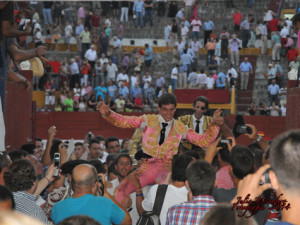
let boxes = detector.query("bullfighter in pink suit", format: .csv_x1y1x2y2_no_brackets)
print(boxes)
98,93,220,203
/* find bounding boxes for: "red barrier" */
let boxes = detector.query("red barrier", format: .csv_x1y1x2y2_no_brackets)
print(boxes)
35,112,286,146
5,71,33,151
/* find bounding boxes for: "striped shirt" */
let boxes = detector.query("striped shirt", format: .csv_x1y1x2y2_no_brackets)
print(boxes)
216,165,234,189
166,195,216,225
13,191,48,224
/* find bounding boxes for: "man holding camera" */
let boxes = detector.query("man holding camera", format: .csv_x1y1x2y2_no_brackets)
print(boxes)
51,164,131,225
229,34,241,67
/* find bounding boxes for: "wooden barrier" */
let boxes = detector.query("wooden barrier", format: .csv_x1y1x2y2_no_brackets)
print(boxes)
5,71,33,151
26,42,273,56
35,111,286,146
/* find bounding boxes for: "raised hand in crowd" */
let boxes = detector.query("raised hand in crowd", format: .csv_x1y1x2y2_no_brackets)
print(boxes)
36,45,47,57
226,136,236,151
34,163,57,197
231,164,272,205
42,125,57,165
245,123,269,151
204,136,221,164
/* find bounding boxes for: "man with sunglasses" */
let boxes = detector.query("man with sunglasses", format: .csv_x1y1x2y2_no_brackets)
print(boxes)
98,93,220,204
178,96,233,149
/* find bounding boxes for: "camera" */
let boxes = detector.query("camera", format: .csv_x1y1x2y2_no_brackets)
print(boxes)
97,176,104,196
262,168,271,184
236,125,252,135
217,139,232,150
53,153,60,177
87,131,93,139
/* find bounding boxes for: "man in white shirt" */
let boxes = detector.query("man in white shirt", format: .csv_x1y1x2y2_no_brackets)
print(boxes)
280,23,289,38
70,58,80,88
132,153,193,225
227,64,238,79
181,22,189,43
171,65,179,91
130,72,139,88
206,73,215,89
106,60,118,82
84,44,97,74
175,39,185,54
190,38,202,68
99,53,108,66
65,20,73,51
285,18,292,32
116,69,129,87
34,28,42,47
197,69,207,89
191,37,202,53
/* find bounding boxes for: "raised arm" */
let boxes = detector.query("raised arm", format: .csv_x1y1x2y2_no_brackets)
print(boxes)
98,101,145,128
186,123,219,148
186,110,222,148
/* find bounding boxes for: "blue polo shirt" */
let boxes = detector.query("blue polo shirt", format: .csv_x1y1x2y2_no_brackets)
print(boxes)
203,21,214,31
268,84,280,95
216,72,226,88
51,194,125,225
131,86,143,99
145,46,153,61
240,62,252,72
133,1,144,12
272,34,280,44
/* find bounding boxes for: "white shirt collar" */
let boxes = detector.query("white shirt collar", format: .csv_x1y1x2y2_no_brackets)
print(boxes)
158,115,173,127
193,114,204,123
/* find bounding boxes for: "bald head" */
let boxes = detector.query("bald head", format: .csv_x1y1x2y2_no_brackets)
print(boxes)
71,164,98,192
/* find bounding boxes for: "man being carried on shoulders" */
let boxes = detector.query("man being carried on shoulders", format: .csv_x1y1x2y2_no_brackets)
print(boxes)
98,93,220,203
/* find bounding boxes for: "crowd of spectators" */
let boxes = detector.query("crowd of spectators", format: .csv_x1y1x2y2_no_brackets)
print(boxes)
1,104,300,225
24,0,299,113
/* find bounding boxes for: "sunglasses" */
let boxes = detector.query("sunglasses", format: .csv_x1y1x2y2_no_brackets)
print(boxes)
200,106,207,110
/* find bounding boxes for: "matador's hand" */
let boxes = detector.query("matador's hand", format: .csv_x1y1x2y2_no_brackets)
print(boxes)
97,101,111,117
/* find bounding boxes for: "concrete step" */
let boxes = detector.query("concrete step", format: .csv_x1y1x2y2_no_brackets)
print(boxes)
236,104,250,112
236,90,253,97
236,97,253,105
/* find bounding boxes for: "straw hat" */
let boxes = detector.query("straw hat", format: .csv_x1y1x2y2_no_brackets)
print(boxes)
29,57,44,77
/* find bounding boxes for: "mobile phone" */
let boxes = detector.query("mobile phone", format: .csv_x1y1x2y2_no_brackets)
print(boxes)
237,125,252,135
217,139,232,149
53,153,60,177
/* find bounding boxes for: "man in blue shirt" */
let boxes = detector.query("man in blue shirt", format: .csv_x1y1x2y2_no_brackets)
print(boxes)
216,72,226,89
133,0,144,28
131,83,143,100
118,82,129,98
203,18,214,45
268,79,280,105
240,16,251,48
181,49,193,78
51,164,131,225
144,43,153,73
94,82,107,101
271,31,281,61
239,57,253,90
